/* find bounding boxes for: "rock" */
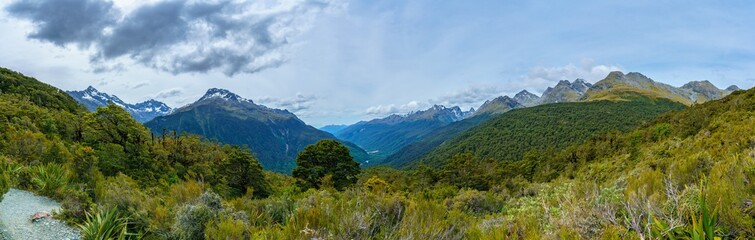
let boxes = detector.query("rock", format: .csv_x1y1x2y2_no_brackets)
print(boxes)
30,211,51,222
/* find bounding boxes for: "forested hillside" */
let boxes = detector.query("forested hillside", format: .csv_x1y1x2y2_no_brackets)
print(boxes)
416,94,686,167
382,114,494,168
0,68,84,113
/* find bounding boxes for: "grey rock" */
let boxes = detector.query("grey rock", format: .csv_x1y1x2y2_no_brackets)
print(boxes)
513,90,540,107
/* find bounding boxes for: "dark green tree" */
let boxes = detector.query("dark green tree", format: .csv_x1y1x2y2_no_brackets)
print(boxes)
292,140,360,190
221,145,270,197
83,104,163,183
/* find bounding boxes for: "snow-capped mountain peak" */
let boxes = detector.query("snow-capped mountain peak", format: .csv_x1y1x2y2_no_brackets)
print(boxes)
133,99,172,114
67,86,172,123
77,86,126,107
198,88,253,103
84,85,98,93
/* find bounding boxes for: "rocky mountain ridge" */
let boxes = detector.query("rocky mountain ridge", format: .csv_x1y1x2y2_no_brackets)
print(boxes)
67,86,172,122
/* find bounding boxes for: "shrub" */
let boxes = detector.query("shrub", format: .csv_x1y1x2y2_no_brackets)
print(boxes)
30,162,69,197
205,216,248,240
446,189,504,216
166,180,206,207
396,200,468,239
58,188,95,224
172,191,224,240
94,173,152,233
0,156,21,200
78,207,135,240
363,175,391,194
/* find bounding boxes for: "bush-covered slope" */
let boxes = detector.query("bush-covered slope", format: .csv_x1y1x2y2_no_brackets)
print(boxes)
416,94,686,167
504,87,755,237
0,69,276,238
350,87,754,239
0,67,84,113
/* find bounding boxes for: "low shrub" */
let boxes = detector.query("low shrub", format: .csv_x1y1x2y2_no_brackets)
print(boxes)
78,207,136,240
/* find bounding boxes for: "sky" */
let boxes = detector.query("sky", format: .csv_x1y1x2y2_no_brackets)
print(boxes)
1,0,754,127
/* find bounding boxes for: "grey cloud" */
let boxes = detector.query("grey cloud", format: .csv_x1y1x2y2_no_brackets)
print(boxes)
131,82,149,89
155,88,183,99
6,0,118,47
257,94,318,112
96,0,189,61
91,62,125,74
6,0,339,76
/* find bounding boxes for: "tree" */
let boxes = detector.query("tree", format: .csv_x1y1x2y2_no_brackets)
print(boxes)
84,104,163,183
221,145,269,197
292,140,360,190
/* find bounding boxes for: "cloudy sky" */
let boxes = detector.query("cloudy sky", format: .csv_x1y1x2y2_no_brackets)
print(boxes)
1,0,754,126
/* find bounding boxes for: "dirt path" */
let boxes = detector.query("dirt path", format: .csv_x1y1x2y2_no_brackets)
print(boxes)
0,188,80,240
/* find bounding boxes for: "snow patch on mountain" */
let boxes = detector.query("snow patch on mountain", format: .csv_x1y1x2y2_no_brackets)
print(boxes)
67,86,172,123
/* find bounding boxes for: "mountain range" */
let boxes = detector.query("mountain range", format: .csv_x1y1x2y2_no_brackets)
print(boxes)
144,88,369,173
582,71,738,104
379,71,740,168
335,105,474,163
538,79,592,104
67,86,172,123
60,70,743,172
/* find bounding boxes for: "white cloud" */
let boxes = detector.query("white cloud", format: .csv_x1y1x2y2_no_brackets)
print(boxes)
365,100,427,116
435,85,505,109
520,58,623,90
257,93,318,113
